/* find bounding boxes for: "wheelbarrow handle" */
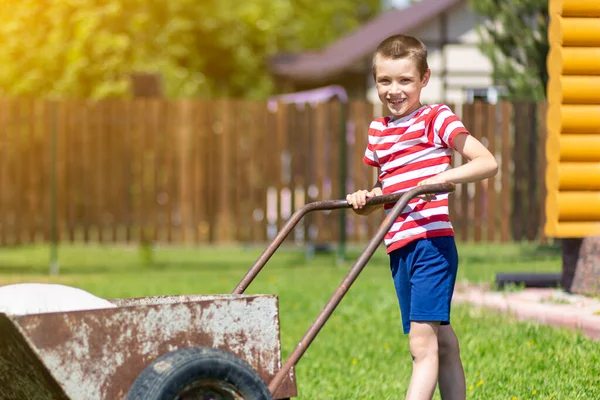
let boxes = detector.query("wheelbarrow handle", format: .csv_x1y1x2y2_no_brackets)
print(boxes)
232,182,455,295
265,182,455,395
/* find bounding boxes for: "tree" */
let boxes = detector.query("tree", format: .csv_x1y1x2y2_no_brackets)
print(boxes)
468,0,549,101
0,0,380,99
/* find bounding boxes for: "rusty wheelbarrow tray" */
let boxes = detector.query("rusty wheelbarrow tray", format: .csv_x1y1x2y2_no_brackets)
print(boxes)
0,293,296,400
0,183,453,400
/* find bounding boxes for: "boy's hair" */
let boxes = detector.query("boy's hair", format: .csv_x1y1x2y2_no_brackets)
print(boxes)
372,34,429,79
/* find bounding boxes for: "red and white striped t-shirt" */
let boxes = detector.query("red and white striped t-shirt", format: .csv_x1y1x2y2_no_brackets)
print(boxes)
363,104,469,253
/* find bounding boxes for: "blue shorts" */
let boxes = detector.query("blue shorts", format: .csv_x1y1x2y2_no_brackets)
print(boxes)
389,236,459,334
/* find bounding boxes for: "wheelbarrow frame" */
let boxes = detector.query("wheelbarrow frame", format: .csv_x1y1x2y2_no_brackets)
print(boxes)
233,183,455,395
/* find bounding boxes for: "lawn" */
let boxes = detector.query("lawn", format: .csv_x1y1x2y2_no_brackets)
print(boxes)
0,241,598,399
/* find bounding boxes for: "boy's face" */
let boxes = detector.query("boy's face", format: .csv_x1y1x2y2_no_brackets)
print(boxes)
374,56,430,118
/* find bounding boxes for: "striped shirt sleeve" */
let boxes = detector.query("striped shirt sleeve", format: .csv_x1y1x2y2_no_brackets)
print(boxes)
363,127,380,168
432,105,469,148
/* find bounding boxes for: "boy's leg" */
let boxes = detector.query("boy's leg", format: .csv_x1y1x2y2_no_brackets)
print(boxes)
406,321,440,400
438,324,466,400
404,236,460,399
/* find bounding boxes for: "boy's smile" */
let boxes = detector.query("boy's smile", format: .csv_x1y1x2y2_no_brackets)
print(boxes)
374,56,430,119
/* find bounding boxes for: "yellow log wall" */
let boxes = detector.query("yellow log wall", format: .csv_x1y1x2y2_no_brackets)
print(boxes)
547,191,600,220
549,0,600,17
549,17,600,46
547,104,600,133
544,221,600,237
547,76,600,104
547,47,600,75
546,0,600,237
559,135,600,161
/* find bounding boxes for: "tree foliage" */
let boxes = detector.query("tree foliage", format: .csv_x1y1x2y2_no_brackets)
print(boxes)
0,0,380,99
468,0,549,101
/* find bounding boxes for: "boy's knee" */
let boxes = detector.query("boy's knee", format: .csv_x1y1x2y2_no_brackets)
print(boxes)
409,323,439,361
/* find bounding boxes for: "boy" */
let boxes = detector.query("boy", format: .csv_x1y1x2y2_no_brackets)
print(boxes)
346,34,498,400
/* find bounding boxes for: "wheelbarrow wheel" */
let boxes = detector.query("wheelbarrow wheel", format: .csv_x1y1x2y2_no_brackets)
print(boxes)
125,346,273,400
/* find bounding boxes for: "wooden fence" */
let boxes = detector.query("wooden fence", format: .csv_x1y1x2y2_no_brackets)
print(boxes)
0,98,547,247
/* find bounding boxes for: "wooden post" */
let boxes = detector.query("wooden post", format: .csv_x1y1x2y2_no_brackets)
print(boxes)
562,237,600,295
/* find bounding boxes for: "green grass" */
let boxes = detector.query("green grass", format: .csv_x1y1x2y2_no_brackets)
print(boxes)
1,242,598,399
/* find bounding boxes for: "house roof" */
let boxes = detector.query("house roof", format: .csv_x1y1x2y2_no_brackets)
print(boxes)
270,0,463,83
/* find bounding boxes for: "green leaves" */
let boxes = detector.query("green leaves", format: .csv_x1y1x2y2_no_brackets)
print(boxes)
0,0,380,99
469,0,549,101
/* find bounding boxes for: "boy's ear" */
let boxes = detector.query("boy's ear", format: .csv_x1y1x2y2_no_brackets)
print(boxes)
422,68,431,86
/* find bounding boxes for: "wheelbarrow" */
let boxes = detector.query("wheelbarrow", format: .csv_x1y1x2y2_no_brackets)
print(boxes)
0,183,454,400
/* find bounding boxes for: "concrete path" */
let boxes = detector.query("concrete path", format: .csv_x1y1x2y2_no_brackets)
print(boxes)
453,284,600,340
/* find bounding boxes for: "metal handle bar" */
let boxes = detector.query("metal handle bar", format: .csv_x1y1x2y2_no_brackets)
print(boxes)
265,182,455,395
232,183,455,295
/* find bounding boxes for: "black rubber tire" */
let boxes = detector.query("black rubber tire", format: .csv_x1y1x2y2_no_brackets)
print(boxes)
125,347,273,400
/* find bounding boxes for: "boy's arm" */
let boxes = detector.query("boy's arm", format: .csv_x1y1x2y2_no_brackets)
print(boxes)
347,176,383,215
418,132,498,189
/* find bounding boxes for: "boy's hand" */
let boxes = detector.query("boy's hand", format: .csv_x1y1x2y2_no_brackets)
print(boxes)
417,176,447,201
346,188,382,212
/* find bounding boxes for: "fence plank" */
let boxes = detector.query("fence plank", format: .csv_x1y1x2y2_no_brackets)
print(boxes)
512,102,526,241
500,102,512,242
155,99,168,242
216,100,234,243
251,101,267,242
329,102,341,241
446,104,459,234
265,102,284,240
122,100,134,243
54,101,67,244
486,103,497,242
12,100,24,245
116,100,129,242
25,99,37,242
0,100,6,245
473,102,484,242
107,100,118,242
145,99,159,243
95,101,105,243
177,101,192,244
537,103,548,244
301,106,313,244
43,101,53,243
35,100,46,242
460,103,472,242
197,100,211,243
276,103,289,235
236,100,251,242
205,100,218,243
527,103,539,241
314,103,328,242
288,105,302,243
166,101,177,243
